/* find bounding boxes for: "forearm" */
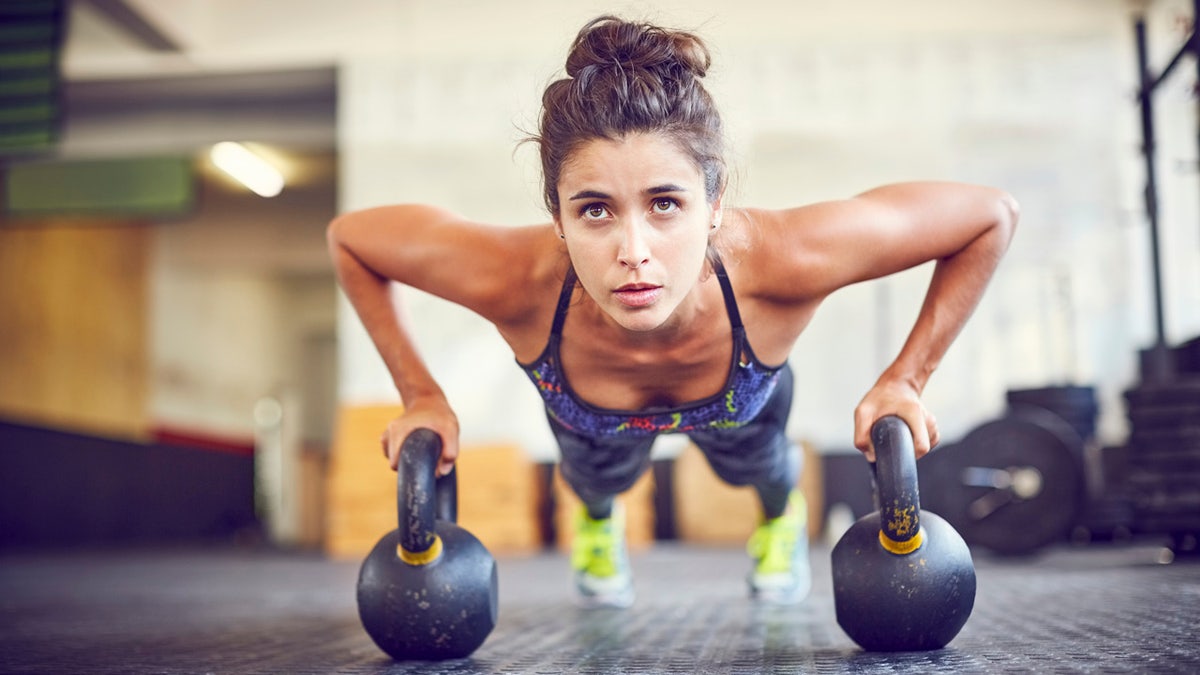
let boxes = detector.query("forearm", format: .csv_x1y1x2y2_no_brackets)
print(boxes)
328,221,445,407
882,201,1017,392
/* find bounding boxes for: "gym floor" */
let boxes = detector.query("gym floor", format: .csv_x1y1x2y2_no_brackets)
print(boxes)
1,542,1196,674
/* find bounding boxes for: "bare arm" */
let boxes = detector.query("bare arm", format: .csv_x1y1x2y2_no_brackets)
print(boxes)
326,204,551,474
758,182,1019,459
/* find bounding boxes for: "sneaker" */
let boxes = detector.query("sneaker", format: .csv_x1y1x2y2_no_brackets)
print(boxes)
571,503,635,609
746,490,811,604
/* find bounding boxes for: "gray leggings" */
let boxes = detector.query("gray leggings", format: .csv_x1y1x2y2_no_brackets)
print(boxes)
549,365,800,519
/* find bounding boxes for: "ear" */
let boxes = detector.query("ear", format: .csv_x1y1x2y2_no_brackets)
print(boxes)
552,216,564,240
710,196,724,231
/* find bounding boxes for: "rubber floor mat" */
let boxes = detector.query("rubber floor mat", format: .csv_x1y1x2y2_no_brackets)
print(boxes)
1,543,1196,673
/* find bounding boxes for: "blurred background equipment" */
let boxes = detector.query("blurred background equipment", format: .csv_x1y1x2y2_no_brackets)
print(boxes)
0,0,66,157
1123,349,1200,556
1121,1,1200,558
0,419,257,547
920,398,1088,557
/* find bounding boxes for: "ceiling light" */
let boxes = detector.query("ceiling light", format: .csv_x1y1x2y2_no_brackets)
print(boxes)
210,141,284,197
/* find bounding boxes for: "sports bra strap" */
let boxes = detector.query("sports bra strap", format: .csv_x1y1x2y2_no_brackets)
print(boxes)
550,267,577,336
711,255,743,330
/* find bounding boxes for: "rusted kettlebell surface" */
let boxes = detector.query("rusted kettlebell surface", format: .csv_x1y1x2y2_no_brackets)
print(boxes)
831,416,976,652
356,428,498,660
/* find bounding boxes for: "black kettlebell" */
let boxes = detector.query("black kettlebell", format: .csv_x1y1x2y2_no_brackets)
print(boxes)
356,428,498,660
831,416,976,652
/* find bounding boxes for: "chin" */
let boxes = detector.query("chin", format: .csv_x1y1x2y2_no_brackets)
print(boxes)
610,307,670,333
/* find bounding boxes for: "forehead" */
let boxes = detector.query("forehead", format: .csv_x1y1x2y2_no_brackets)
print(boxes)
558,133,703,189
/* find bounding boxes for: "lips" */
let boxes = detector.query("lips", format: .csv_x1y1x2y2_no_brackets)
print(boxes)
613,283,662,308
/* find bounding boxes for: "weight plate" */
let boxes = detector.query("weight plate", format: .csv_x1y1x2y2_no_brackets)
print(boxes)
1006,385,1099,441
1127,404,1200,432
925,409,1085,556
1006,385,1098,409
1124,381,1200,408
1127,427,1200,454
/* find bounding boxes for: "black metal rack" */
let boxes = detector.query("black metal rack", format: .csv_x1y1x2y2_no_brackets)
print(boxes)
1127,2,1200,552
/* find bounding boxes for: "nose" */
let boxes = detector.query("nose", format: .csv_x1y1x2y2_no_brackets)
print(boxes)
617,220,651,269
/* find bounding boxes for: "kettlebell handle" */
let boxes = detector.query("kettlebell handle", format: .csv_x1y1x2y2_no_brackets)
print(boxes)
397,428,457,565
870,416,923,555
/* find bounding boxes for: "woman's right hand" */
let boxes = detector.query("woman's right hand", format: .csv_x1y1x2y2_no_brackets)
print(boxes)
379,395,460,476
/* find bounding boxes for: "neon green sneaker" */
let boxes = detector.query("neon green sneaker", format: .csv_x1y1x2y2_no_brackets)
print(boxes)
746,490,811,604
571,503,635,608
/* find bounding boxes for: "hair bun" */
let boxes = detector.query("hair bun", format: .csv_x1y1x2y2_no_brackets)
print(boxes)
565,16,710,81
533,15,727,216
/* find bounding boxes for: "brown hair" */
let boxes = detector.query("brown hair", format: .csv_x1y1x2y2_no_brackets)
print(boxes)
533,16,726,217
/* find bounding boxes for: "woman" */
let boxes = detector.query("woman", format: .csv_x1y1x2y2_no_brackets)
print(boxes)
328,16,1018,608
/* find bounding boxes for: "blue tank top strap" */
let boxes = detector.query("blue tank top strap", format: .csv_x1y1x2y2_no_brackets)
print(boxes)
550,267,577,337
711,256,743,330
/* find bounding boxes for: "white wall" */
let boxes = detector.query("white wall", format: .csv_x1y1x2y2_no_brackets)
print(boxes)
150,179,336,441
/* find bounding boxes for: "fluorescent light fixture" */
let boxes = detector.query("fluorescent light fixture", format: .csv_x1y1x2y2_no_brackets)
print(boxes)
210,141,284,197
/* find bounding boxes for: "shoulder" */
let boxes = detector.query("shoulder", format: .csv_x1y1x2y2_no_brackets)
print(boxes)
719,181,1018,302
331,204,568,324
715,205,843,304
444,220,570,328
457,221,571,344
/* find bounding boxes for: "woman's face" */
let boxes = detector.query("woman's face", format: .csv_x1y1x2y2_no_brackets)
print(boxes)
555,132,722,334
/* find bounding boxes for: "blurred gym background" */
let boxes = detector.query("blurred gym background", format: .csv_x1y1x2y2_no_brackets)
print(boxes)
1,0,1197,562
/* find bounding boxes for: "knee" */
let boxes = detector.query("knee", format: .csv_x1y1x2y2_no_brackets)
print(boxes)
558,455,651,500
703,434,800,488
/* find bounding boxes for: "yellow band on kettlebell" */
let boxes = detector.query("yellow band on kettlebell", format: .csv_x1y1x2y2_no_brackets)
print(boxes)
879,528,924,555
398,536,443,566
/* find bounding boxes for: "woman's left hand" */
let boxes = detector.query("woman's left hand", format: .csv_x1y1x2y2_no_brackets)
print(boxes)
853,375,939,462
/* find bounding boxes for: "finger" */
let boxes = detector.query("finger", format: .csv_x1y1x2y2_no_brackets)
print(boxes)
436,441,459,477
856,425,876,463
909,411,932,458
853,428,870,455
853,408,875,461
927,413,941,450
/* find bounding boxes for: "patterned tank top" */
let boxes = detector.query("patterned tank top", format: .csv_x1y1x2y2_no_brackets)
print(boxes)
517,257,784,438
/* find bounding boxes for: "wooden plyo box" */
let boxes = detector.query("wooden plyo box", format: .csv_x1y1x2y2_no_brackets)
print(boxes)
673,440,824,544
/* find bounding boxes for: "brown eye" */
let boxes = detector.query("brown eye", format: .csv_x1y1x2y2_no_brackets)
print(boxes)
582,204,608,219
651,198,678,214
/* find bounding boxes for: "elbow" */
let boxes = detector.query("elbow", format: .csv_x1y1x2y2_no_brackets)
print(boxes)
326,214,363,280
327,212,366,266
994,190,1020,245
326,213,349,253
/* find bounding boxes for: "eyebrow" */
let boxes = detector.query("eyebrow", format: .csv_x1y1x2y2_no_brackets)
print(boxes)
568,184,689,201
648,183,687,195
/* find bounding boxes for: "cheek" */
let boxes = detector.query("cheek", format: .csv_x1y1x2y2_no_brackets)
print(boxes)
674,222,714,265
564,241,602,283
